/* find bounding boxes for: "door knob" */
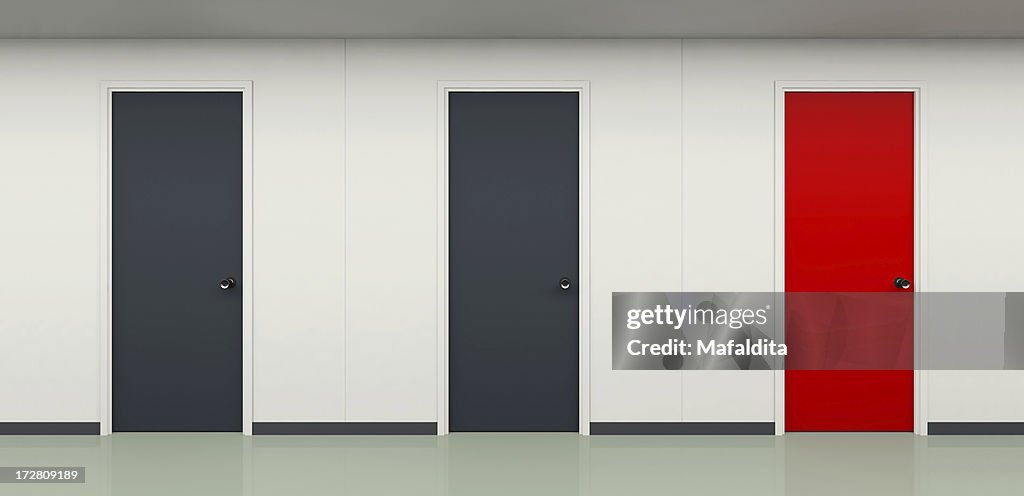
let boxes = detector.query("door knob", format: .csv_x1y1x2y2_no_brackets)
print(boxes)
219,277,236,290
894,277,911,290
559,277,572,291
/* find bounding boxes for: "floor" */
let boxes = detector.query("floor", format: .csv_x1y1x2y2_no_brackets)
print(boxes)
1,433,1022,495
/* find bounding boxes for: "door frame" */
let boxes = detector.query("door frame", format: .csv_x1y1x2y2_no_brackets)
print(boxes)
773,81,927,435
98,81,254,435
435,81,591,435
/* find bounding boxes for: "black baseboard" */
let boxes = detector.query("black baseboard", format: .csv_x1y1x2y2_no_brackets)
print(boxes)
0,422,100,435
929,422,1024,435
253,422,437,435
590,422,775,435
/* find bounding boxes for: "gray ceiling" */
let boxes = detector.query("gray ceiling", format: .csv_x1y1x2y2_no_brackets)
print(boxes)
4,0,1024,38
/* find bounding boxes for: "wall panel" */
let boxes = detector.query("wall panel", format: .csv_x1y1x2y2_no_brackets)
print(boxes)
344,40,684,422
0,40,347,423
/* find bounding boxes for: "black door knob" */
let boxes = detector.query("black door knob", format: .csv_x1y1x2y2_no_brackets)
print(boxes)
559,277,572,291
219,277,236,290
894,277,911,290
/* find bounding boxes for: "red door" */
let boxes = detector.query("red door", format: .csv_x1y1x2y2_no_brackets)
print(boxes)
785,92,915,431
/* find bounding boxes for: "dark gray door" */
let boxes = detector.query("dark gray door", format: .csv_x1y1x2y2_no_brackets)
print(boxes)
112,92,242,432
449,92,580,432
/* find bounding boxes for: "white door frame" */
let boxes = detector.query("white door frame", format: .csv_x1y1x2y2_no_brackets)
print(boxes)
98,81,254,436
435,80,592,435
773,80,928,435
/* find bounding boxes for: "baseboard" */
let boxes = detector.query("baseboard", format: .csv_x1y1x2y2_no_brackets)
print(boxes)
928,422,1024,435
0,422,100,435
252,422,437,435
590,422,775,435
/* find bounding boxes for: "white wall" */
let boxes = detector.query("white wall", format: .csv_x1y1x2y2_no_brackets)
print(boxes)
2,39,1023,428
0,40,347,423
344,40,683,422
0,39,685,426
682,40,1024,423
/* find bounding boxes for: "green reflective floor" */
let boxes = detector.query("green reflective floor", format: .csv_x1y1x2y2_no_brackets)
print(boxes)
1,433,1023,495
